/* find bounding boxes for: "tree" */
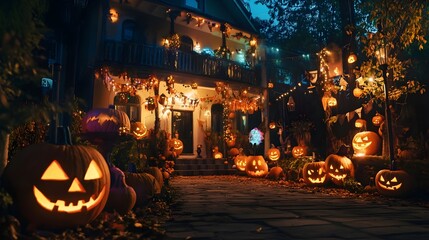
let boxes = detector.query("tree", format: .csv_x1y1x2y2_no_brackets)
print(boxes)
0,0,54,174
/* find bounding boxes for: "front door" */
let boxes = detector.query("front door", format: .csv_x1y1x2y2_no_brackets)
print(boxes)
172,110,193,155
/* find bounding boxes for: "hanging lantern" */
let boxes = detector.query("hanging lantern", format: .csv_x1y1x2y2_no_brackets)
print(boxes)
353,88,363,98
347,52,357,64
158,93,167,106
269,122,276,129
287,96,295,112
146,97,155,111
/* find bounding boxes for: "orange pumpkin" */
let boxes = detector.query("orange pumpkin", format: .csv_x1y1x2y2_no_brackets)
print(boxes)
234,155,248,172
302,161,327,186
131,122,148,140
3,143,110,229
267,146,281,161
353,88,363,98
266,166,286,180
352,131,381,156
245,155,268,177
169,138,183,156
325,154,355,185
375,169,413,197
372,113,384,126
292,146,307,158
228,147,240,157
355,119,366,129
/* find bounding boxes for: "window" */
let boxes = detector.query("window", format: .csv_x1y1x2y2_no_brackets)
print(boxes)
114,92,141,122
185,0,204,10
122,20,136,41
179,35,193,52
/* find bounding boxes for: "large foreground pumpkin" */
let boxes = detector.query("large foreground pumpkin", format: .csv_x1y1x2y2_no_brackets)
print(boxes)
124,173,161,207
2,143,110,229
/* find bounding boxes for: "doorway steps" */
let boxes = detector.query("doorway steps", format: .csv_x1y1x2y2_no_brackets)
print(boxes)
174,158,237,176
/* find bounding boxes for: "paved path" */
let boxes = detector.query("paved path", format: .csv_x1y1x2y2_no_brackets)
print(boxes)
164,176,429,240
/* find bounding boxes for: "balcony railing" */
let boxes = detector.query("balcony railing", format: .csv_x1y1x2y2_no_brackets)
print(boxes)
102,40,258,86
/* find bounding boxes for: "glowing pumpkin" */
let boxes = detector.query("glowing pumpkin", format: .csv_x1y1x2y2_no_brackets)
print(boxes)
3,143,110,229
292,146,307,158
325,154,355,185
372,113,384,126
226,137,236,147
131,122,148,140
302,161,327,186
105,165,136,215
82,107,130,134
353,88,363,98
327,97,337,107
352,131,381,156
355,119,366,128
245,155,268,177
267,146,281,161
169,138,183,156
234,155,248,171
213,151,223,159
375,169,413,197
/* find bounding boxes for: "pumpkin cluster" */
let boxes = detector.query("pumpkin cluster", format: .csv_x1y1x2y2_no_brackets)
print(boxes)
302,154,355,186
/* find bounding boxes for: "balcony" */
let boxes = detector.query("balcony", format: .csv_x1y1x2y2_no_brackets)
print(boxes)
102,40,258,86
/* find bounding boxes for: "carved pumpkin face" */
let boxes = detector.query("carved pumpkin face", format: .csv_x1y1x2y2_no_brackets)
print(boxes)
372,114,384,126
355,119,366,128
325,154,354,185
245,155,268,177
82,108,130,134
3,143,110,229
131,122,148,140
375,169,413,197
169,138,183,156
267,147,281,161
303,162,327,186
352,131,381,156
213,151,223,159
292,146,307,158
234,155,247,171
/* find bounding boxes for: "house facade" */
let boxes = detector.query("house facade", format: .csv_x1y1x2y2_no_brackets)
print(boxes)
72,0,268,158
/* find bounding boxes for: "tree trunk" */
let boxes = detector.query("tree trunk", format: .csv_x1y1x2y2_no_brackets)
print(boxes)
0,131,10,176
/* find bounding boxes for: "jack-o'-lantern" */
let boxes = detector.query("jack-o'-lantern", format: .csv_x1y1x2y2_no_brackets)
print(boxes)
269,122,276,129
234,155,248,171
245,155,268,177
302,161,327,186
355,119,366,128
352,131,381,156
375,169,413,197
146,97,156,111
168,138,183,156
372,113,384,126
266,146,281,161
325,154,354,185
3,143,110,229
131,122,148,140
226,137,236,147
292,146,307,158
82,107,130,134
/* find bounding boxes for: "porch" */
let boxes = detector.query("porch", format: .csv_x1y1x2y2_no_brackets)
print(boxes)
102,40,259,86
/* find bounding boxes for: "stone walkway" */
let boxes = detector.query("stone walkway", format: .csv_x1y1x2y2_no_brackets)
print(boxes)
164,175,429,240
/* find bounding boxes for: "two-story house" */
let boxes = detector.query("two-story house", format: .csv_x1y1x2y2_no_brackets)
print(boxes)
71,0,267,158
